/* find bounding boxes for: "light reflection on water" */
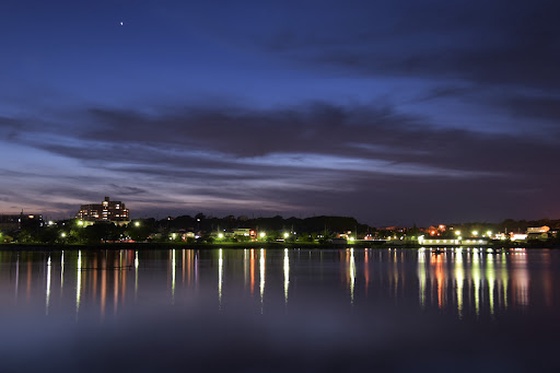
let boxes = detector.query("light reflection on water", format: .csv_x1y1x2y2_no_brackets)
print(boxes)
0,247,557,319
0,247,559,372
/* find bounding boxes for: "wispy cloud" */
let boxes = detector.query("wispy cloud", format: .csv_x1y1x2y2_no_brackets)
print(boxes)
1,99,558,224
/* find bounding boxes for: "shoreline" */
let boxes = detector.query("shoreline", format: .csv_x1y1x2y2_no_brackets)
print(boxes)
1,241,558,251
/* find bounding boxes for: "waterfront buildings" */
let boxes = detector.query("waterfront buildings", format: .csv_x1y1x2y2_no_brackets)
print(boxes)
76,196,130,225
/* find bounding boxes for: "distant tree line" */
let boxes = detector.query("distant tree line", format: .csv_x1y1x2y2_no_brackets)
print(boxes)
1,214,559,246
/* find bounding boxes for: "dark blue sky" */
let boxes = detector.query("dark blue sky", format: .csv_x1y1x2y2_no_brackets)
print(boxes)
1,0,559,226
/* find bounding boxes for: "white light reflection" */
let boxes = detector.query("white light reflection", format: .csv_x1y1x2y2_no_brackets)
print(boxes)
283,248,290,306
259,249,265,313
243,249,249,290
134,250,139,301
348,248,356,304
417,249,426,308
218,248,223,310
60,250,65,295
472,251,481,317
454,249,464,318
76,250,82,317
501,253,509,309
45,255,51,315
171,250,176,305
486,253,496,316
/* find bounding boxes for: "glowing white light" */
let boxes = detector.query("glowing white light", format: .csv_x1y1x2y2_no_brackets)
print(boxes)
260,249,265,313
218,249,223,309
76,251,82,316
171,250,176,304
349,248,356,304
283,249,290,304
46,255,51,315
135,250,139,300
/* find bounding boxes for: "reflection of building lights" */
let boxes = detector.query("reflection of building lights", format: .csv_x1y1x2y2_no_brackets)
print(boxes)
218,249,223,309
283,249,289,304
76,251,82,316
348,248,356,304
455,252,464,318
46,255,51,315
259,249,265,313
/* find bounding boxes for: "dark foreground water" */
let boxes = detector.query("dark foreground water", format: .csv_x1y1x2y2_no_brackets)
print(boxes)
1,247,559,372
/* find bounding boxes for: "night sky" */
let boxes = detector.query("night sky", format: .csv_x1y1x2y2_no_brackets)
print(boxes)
1,0,559,226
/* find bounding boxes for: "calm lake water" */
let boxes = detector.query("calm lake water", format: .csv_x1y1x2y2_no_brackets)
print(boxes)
1,247,559,372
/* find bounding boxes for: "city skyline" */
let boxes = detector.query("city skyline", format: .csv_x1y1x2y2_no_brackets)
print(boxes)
1,1,559,227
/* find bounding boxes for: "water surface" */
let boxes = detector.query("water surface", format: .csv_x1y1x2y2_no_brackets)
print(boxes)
0,247,559,372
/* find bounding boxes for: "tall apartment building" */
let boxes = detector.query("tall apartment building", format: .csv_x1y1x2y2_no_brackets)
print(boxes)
76,196,130,224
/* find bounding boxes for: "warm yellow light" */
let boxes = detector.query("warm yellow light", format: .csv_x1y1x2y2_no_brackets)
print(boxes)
259,232,266,238
486,230,492,237
60,232,66,238
283,232,290,239
455,230,461,236
134,221,140,227
472,230,478,237
218,233,224,239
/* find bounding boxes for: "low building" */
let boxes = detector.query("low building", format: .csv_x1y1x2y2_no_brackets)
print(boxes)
76,196,130,225
525,226,550,241
418,235,489,246
418,236,460,246
0,213,44,232
526,225,550,234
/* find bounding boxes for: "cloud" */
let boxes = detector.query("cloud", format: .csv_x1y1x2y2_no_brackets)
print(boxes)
2,99,558,224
